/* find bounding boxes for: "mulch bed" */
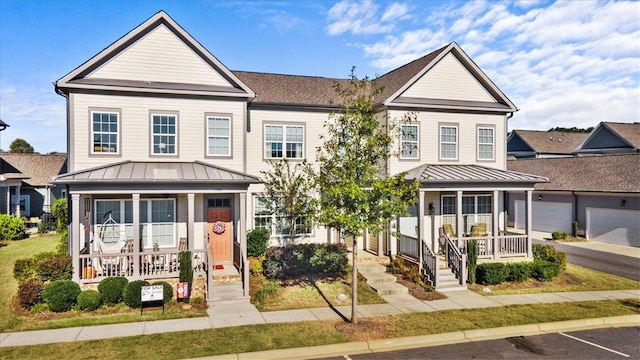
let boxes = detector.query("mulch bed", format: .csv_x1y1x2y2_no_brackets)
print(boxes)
392,273,448,301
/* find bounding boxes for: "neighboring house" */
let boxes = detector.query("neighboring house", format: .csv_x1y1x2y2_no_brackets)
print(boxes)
0,119,8,131
0,153,67,217
53,11,545,298
508,154,640,247
573,122,640,155
507,130,587,158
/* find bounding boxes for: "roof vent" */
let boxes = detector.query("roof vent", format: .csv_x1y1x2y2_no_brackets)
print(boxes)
558,138,562,142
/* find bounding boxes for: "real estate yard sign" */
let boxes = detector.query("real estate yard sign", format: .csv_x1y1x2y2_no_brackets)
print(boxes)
141,285,164,315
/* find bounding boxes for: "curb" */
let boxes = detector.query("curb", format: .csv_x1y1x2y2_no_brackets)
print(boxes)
195,315,640,360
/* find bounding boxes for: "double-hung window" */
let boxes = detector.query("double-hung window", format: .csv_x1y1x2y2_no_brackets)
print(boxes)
207,116,231,156
400,124,419,159
440,125,458,160
477,127,494,160
151,114,177,155
92,111,119,154
265,125,304,159
253,196,311,236
441,194,492,234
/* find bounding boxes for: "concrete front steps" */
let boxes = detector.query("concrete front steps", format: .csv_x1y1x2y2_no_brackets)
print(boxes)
435,255,467,293
358,262,408,296
208,264,249,305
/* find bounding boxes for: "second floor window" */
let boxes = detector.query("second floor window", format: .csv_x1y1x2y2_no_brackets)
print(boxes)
92,111,119,154
152,114,177,155
207,116,231,156
440,125,458,160
400,124,419,159
477,127,494,160
265,125,304,159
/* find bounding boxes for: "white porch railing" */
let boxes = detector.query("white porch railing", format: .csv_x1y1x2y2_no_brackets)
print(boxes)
498,234,528,257
445,236,466,286
398,234,419,259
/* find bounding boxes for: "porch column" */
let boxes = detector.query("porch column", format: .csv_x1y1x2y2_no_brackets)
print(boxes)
377,231,383,257
15,185,21,217
456,190,463,248
71,193,80,283
187,193,195,250
132,194,140,278
525,190,533,257
239,192,247,252
493,190,500,259
418,189,425,271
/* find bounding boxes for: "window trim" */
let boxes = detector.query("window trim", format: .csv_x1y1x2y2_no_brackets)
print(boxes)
439,124,458,161
263,123,305,160
205,113,233,158
400,124,420,160
477,125,495,162
89,108,122,156
149,111,179,157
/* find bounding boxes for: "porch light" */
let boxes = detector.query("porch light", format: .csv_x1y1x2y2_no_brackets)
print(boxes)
621,199,626,207
428,202,435,215
537,195,542,201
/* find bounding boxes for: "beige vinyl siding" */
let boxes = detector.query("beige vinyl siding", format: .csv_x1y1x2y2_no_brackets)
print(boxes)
88,25,232,87
72,93,244,171
387,110,505,175
401,53,496,102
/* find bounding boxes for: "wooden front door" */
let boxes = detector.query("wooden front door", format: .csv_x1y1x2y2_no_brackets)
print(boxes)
207,208,232,263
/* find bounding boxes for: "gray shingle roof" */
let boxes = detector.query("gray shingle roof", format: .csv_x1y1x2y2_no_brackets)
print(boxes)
405,164,548,183
507,154,640,192
54,161,260,184
510,130,587,154
0,154,67,186
604,122,640,149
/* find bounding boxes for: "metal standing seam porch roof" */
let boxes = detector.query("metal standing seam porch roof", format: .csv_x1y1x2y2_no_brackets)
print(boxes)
53,161,260,184
405,164,548,184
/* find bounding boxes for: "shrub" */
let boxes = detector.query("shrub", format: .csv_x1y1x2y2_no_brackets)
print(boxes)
36,255,72,281
250,256,264,276
507,262,533,282
98,277,129,305
572,221,579,237
123,280,150,308
467,240,479,284
551,231,568,240
37,221,49,234
14,258,36,282
17,278,44,309
0,214,27,240
52,198,68,255
532,260,560,281
247,227,270,257
533,244,567,272
179,251,193,301
252,279,280,304
42,280,81,312
77,290,103,311
151,281,174,303
476,263,509,285
263,243,348,279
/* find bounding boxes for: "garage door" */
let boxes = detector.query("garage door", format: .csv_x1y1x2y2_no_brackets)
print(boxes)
586,208,639,247
515,200,572,233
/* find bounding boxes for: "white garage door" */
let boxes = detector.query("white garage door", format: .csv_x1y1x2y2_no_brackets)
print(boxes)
586,208,639,247
515,200,572,233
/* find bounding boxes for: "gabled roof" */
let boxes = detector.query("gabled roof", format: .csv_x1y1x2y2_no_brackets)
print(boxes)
574,122,640,153
0,154,67,186
55,11,254,99
405,163,548,184
507,154,640,192
54,161,260,184
0,119,8,131
508,130,587,155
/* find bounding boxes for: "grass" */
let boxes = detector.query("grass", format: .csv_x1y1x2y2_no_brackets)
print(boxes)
468,263,640,295
1,299,638,360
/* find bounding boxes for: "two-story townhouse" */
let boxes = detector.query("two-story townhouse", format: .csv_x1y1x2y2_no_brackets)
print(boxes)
54,11,545,300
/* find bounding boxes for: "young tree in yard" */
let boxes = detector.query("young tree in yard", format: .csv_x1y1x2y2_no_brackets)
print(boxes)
9,138,35,153
260,159,316,243
315,72,419,324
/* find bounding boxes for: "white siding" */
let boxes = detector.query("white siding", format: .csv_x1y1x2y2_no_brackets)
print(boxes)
401,53,496,102
387,110,506,175
71,93,245,172
88,25,232,87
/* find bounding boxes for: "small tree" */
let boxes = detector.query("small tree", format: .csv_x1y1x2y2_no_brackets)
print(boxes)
315,71,419,324
9,138,35,153
260,159,316,243
51,198,68,254
467,240,478,284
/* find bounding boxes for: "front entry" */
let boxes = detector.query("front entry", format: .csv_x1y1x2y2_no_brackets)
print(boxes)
207,207,232,264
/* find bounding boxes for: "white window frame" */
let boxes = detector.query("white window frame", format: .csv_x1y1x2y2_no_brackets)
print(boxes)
206,115,231,156
91,111,119,154
264,124,304,159
477,127,495,161
253,195,312,237
400,124,419,159
151,113,177,155
439,125,458,160
441,194,492,233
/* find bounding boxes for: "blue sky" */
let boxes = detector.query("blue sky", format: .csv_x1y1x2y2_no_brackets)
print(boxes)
1,0,638,154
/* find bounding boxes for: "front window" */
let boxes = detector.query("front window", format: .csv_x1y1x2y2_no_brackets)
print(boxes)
151,114,177,155
207,116,230,156
440,125,458,160
92,111,119,154
478,127,494,160
400,124,419,159
253,196,311,236
265,125,304,159
441,194,492,234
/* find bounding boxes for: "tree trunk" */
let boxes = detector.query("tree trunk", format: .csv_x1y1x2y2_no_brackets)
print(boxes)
351,237,358,324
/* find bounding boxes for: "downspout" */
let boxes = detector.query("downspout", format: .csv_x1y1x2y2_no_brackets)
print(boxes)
572,191,578,236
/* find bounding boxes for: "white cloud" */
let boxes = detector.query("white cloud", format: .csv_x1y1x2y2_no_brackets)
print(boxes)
326,0,410,36
380,3,409,22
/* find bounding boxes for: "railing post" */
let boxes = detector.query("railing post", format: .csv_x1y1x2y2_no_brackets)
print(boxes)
461,254,467,285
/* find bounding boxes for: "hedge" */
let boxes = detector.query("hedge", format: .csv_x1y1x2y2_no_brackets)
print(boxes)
98,277,129,306
263,243,348,279
77,290,103,311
